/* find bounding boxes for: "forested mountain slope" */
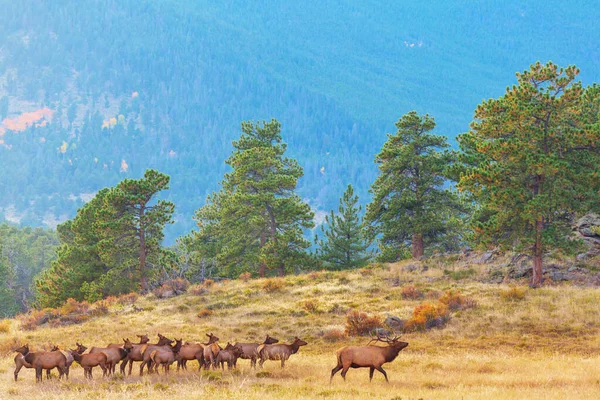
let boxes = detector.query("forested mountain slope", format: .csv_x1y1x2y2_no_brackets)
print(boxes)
1,1,599,241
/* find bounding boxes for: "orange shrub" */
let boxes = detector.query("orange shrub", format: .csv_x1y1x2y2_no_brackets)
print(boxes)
345,310,383,336
404,302,450,332
203,279,215,288
322,328,347,342
188,284,206,296
263,278,285,293
197,308,214,318
401,284,424,300
439,289,477,310
118,292,139,305
300,299,321,313
0,319,10,333
239,272,251,282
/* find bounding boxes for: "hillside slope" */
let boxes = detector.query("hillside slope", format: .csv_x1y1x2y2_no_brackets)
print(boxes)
1,255,600,399
1,1,600,240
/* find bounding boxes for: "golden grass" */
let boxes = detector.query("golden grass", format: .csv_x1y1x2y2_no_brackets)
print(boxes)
1,258,600,399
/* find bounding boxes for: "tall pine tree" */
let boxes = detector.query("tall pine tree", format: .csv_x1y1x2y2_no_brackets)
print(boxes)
316,184,371,270
194,119,314,277
365,111,464,261
458,62,600,286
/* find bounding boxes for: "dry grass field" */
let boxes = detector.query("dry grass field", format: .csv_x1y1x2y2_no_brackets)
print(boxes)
1,256,600,399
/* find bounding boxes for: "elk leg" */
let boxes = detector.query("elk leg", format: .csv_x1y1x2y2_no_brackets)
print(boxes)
280,359,285,368
375,366,388,383
250,357,256,369
330,365,343,383
36,366,43,383
340,365,350,381
14,363,22,381
127,359,133,376
369,367,375,382
46,368,52,379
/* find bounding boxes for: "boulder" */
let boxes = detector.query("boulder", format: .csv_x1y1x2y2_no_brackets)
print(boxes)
475,251,494,264
575,213,600,237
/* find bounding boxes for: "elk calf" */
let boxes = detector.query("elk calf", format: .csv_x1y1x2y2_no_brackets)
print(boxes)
215,343,243,370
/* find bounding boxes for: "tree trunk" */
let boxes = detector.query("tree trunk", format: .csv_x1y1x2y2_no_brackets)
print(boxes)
259,231,266,278
278,263,284,277
139,205,147,292
411,232,424,259
532,217,544,287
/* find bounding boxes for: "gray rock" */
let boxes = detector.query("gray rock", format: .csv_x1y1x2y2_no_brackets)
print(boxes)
476,251,494,264
490,276,504,284
385,315,405,332
575,213,600,237
576,253,589,262
549,271,571,281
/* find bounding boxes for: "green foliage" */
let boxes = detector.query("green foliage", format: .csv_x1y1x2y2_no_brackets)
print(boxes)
315,184,371,270
193,119,314,277
35,170,174,307
457,62,600,285
365,111,468,262
0,224,58,316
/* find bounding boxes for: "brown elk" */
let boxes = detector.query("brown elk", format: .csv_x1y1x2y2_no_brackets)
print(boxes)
139,334,176,376
215,343,243,370
234,334,279,368
202,333,221,369
176,342,204,371
330,336,409,383
149,338,182,373
120,333,173,376
89,338,133,375
258,337,307,368
64,343,88,378
108,334,149,349
19,345,68,382
69,349,108,379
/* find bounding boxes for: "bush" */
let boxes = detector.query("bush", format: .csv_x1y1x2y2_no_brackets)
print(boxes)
203,279,215,288
0,319,10,333
345,310,383,336
118,292,138,305
401,284,424,300
300,299,321,313
322,328,347,342
153,278,190,299
500,286,527,301
239,272,251,282
197,308,214,318
404,302,450,332
188,284,206,296
263,278,285,293
444,268,475,280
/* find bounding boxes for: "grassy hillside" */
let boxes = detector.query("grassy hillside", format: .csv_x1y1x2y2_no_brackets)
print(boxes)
1,255,600,399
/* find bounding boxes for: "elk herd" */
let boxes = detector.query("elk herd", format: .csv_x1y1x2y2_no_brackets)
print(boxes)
13,333,408,384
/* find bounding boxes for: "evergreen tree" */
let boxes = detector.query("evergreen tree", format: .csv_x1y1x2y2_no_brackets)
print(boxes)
36,170,174,306
457,62,600,286
365,111,464,261
316,184,371,270
194,119,314,277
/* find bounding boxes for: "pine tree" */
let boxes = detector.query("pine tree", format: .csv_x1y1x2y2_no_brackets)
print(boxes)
194,119,314,277
457,62,600,287
365,111,464,261
316,184,371,270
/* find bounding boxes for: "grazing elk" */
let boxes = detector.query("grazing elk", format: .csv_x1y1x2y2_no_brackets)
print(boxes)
330,336,409,383
69,349,108,379
139,334,176,376
234,334,279,368
176,342,204,371
20,346,68,382
258,337,307,368
202,333,221,369
89,338,133,375
150,338,183,373
215,343,243,370
121,333,173,376
42,343,87,380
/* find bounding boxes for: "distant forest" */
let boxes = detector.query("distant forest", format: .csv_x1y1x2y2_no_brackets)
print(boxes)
2,1,600,241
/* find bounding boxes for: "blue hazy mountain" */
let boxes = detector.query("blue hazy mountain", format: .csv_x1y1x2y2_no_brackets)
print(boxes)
1,1,599,241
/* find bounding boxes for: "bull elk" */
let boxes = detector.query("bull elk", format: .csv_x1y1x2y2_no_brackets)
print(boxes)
330,336,408,383
258,337,307,368
234,334,279,368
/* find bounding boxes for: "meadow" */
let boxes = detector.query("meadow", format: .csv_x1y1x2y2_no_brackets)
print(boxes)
1,255,600,399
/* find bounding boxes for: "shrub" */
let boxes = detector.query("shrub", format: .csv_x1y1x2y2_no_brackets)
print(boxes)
344,310,383,336
359,267,373,276
239,272,251,282
444,268,475,280
203,279,215,288
401,284,424,300
404,302,450,332
60,298,90,315
153,278,190,299
188,284,206,296
322,328,346,342
197,308,214,318
263,278,285,293
0,319,10,333
118,292,138,305
91,299,111,316
300,299,321,313
438,290,466,311
500,286,527,301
